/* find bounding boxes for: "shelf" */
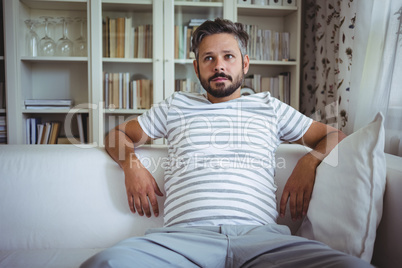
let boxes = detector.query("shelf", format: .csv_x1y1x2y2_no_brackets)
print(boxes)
175,1,223,14
237,4,297,17
21,56,88,62
249,60,297,66
103,58,153,63
175,1,223,8
104,109,146,114
174,59,297,65
175,59,193,64
20,0,87,11
0,56,4,60
0,109,6,113
102,0,152,12
22,108,89,114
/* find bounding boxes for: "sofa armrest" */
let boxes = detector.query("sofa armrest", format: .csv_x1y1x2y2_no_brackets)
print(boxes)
371,153,402,267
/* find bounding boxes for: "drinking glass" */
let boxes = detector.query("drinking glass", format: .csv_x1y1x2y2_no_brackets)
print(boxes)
56,17,73,56
39,16,56,56
25,19,40,57
73,18,87,56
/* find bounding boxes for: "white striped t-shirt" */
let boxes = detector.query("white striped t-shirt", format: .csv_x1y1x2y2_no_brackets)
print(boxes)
138,92,313,227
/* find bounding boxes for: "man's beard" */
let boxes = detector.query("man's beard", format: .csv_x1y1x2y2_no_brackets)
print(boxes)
199,69,244,98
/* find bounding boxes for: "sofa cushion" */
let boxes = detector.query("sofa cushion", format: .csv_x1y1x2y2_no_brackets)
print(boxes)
298,112,386,262
0,249,102,268
0,145,166,250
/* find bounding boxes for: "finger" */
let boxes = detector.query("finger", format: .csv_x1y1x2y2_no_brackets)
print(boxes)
148,192,160,217
297,192,304,220
134,195,144,216
140,195,152,218
289,193,297,221
279,191,289,218
302,190,312,216
154,182,164,197
127,192,135,214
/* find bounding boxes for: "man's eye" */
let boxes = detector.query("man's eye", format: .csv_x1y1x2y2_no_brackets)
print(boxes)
226,54,234,59
204,56,213,61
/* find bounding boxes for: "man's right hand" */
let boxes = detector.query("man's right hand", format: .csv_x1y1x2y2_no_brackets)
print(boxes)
123,160,164,218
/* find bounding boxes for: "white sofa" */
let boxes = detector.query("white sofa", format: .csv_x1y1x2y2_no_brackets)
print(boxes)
0,144,401,268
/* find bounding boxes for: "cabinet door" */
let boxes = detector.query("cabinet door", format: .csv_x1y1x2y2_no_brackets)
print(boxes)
5,0,89,144
164,0,224,98
235,0,301,110
96,0,163,146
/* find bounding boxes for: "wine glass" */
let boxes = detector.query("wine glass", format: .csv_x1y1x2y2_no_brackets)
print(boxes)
73,17,87,56
56,17,73,57
24,19,40,57
39,16,56,56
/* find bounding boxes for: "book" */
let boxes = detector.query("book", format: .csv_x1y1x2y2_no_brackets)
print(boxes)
263,30,272,60
138,25,144,58
30,118,38,144
112,73,119,108
57,136,81,145
123,72,130,109
109,18,116,58
103,19,108,57
49,122,61,144
119,72,123,108
124,17,133,58
37,124,44,144
26,118,41,144
108,72,113,108
0,82,4,109
43,122,52,144
261,77,271,93
273,31,280,61
77,114,85,144
281,32,290,61
116,17,125,58
25,106,72,110
103,72,109,108
130,80,138,109
24,99,73,106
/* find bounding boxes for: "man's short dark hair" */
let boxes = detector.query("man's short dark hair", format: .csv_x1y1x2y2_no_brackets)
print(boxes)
191,18,249,61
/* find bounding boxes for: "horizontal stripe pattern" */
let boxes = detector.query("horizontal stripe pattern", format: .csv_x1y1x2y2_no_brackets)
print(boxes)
138,92,313,227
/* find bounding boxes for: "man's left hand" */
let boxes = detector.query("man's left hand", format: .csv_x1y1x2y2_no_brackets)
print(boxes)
279,154,317,221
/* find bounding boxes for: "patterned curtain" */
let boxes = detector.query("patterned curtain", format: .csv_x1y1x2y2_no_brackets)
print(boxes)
301,0,356,131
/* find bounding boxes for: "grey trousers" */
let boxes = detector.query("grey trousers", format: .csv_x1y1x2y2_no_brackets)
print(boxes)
81,224,373,268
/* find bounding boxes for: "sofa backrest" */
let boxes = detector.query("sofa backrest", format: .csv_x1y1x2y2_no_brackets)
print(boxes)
0,144,309,250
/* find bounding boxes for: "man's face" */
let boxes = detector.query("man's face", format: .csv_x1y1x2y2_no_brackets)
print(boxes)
194,33,249,103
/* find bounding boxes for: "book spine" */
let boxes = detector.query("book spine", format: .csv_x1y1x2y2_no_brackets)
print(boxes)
116,17,125,58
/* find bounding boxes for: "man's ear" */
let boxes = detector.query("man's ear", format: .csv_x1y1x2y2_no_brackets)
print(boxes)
193,59,199,79
243,54,250,75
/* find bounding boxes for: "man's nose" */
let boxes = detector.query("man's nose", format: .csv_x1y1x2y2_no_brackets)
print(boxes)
214,57,225,72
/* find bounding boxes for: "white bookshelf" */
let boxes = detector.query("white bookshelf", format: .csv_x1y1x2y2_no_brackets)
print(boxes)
3,0,302,145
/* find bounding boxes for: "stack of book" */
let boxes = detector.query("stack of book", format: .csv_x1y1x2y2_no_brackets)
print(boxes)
26,113,88,145
103,72,152,110
26,118,61,145
103,16,153,59
24,99,73,110
243,72,291,104
244,25,290,61
174,19,206,60
175,78,204,94
0,115,6,144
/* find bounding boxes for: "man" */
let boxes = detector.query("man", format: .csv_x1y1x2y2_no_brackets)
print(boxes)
82,18,372,267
